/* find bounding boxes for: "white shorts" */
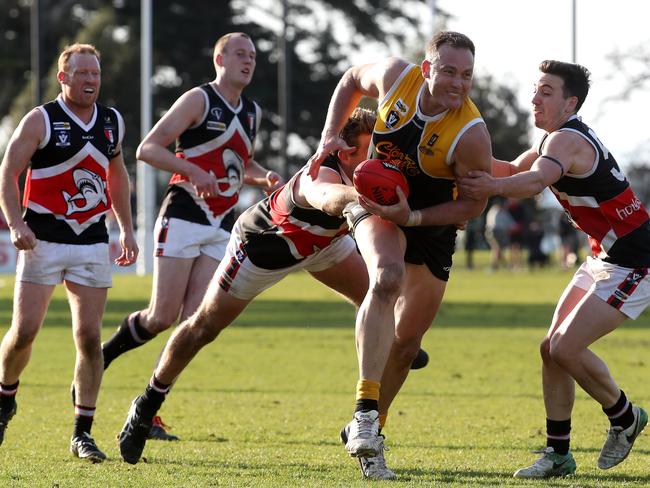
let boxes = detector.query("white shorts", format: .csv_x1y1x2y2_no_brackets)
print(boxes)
154,216,230,260
570,256,650,319
216,233,357,300
16,240,112,288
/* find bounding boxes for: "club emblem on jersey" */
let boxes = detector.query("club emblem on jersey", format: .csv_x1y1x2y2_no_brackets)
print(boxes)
104,128,114,143
247,112,256,132
214,148,244,198
386,110,400,128
55,130,71,147
210,107,223,120
419,133,439,156
62,168,108,215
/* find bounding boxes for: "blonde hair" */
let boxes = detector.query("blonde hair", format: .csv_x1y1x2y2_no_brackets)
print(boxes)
213,32,252,57
58,43,100,73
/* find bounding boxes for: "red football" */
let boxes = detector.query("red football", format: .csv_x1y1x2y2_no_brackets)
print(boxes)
353,159,409,205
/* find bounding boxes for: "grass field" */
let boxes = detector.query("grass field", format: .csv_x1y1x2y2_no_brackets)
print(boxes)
0,255,649,487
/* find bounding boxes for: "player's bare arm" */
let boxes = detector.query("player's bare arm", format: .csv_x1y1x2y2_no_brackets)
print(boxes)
299,166,356,216
0,109,44,250
308,58,407,176
107,150,138,266
491,147,539,177
460,131,591,200
136,88,218,197
243,158,283,195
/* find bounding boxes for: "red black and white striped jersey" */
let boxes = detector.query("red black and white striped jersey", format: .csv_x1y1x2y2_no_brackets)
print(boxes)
23,95,123,244
162,83,261,226
234,156,350,270
540,116,650,267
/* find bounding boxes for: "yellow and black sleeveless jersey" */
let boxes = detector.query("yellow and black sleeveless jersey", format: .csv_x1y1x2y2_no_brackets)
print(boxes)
370,64,484,210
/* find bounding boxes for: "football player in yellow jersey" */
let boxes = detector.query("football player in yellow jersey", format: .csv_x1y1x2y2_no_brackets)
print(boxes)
309,31,492,479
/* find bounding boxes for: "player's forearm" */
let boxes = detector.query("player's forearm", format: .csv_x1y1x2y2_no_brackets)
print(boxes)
0,174,26,228
243,159,272,186
136,142,194,176
321,70,363,139
419,198,487,226
493,172,547,199
320,185,358,216
107,163,135,233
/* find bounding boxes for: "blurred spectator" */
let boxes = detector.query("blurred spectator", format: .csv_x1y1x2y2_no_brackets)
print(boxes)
526,219,549,268
506,198,527,270
557,213,581,269
484,198,514,270
463,218,482,269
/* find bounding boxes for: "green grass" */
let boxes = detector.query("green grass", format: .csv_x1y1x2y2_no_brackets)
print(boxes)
0,253,649,487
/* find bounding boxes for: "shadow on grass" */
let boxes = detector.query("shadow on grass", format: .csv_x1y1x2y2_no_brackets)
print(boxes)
1,297,647,329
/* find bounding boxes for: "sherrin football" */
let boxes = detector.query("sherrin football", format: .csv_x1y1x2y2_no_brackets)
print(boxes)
353,159,409,205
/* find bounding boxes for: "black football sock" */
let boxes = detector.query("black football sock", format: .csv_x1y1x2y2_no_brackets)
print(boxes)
603,390,635,429
73,405,95,437
103,312,156,369
138,376,172,419
0,381,18,412
546,418,571,455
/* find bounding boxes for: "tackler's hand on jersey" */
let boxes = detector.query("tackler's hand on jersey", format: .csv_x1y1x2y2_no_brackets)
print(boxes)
457,170,496,201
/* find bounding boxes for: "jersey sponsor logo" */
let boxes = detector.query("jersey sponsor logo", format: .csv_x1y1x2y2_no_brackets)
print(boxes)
210,107,223,120
395,98,409,115
386,110,400,128
82,135,94,140
615,196,644,221
374,141,419,176
62,168,108,215
207,120,227,131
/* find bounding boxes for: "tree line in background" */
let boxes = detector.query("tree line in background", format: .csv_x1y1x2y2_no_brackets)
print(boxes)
1,0,535,200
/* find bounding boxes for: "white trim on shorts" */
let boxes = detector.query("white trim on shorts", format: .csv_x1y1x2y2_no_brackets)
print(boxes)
154,216,230,260
16,239,112,288
569,256,650,319
216,233,357,300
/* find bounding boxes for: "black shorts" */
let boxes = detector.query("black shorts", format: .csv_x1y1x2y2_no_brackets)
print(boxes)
401,224,456,281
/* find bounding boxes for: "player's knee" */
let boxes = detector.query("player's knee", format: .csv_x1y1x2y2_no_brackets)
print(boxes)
539,337,552,363
371,263,404,302
187,314,225,346
547,335,574,368
74,328,102,356
391,337,420,365
10,326,39,350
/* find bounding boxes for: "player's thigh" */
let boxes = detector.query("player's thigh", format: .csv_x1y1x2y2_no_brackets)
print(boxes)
9,281,56,338
309,250,368,307
394,263,446,341
354,215,406,271
554,292,626,352
148,256,196,319
64,280,108,333
180,253,221,321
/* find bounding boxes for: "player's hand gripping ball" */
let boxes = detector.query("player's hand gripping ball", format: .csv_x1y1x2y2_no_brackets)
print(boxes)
353,159,409,205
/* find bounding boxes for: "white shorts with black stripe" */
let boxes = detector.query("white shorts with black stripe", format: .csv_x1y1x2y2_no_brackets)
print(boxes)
153,216,231,260
216,232,357,300
570,256,650,319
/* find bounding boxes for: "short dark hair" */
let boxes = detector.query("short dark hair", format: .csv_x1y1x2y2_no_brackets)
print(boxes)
339,107,376,148
539,60,591,112
426,31,475,60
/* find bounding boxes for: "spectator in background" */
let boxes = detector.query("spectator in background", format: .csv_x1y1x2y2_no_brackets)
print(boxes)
484,197,514,270
507,198,527,270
